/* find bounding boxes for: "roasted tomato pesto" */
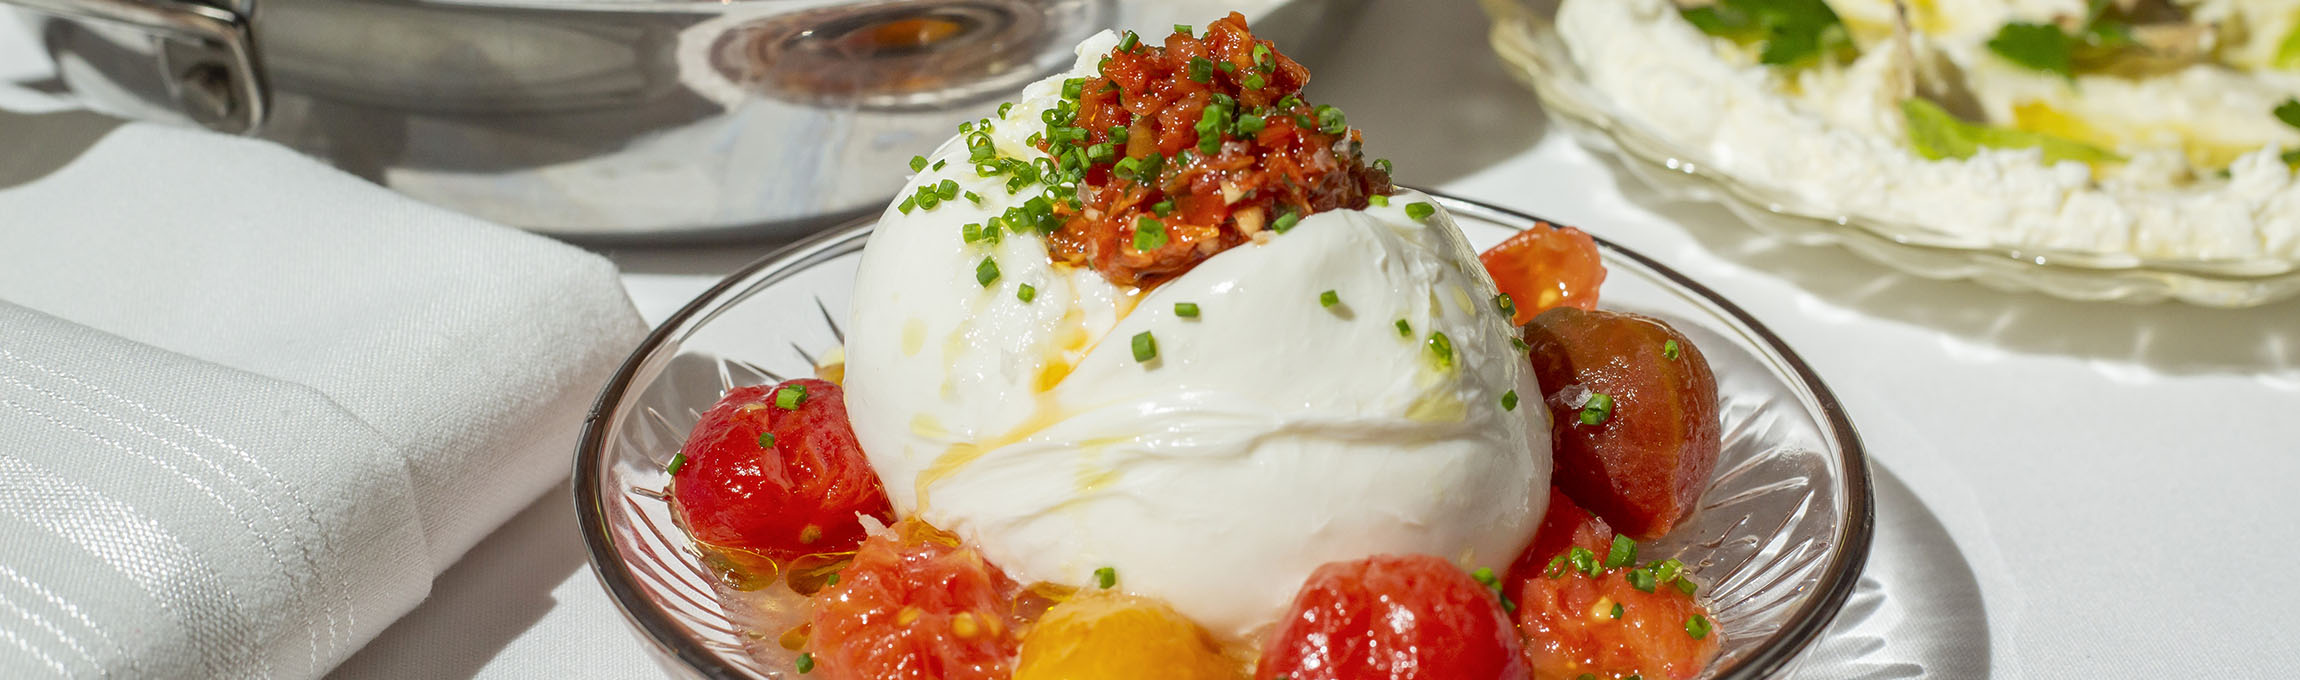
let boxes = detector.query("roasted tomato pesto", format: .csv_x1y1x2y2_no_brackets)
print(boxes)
1031,13,1393,288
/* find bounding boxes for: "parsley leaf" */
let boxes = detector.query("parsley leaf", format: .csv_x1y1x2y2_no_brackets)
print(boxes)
1986,22,2074,78
2275,98,2300,130
1902,98,2122,166
1680,0,1854,68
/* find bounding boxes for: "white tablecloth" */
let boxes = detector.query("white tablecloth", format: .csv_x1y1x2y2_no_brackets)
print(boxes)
9,0,2300,677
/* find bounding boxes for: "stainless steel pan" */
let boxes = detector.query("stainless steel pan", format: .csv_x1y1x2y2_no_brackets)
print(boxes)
6,0,1349,241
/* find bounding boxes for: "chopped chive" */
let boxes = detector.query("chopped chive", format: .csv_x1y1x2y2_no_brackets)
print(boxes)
1663,339,1682,360
1611,602,1625,620
1133,216,1168,251
933,159,946,171
758,432,776,448
1151,199,1175,217
1243,73,1266,90
1132,331,1157,363
1217,60,1236,73
1174,302,1200,318
1471,566,1498,586
1627,567,1659,593
826,573,839,586
1368,194,1389,207
1319,290,1340,308
1495,293,1517,318
1094,566,1117,589
1427,332,1455,369
1236,112,1266,135
1252,44,1272,67
1675,576,1699,596
1511,336,1531,354
1187,57,1213,83
965,191,982,205
665,453,687,475
937,179,960,200
1567,547,1598,576
774,384,808,410
1546,554,1569,578
1502,390,1519,411
1062,77,1085,99
1405,202,1435,220
976,257,1000,286
909,155,928,172
1650,559,1683,583
962,223,982,243
1272,211,1301,233
1017,283,1036,303
898,196,916,214
1117,31,1139,52
1395,319,1411,337
1606,535,1637,569
1314,104,1346,134
998,102,1014,117
1374,158,1394,174
1174,24,1192,36
1686,614,1712,640
1579,392,1614,425
795,652,815,673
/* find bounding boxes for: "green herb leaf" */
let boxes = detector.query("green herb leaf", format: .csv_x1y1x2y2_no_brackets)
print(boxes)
2276,98,2300,131
1901,98,2123,166
1680,0,1854,68
1986,22,2073,77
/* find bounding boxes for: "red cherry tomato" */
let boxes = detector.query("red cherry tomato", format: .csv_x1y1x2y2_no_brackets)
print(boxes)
807,519,1021,680
1504,490,1720,680
1256,554,1529,680
669,379,893,561
1479,220,1606,325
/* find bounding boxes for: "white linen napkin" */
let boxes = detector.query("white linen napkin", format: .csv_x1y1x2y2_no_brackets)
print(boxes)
0,98,648,676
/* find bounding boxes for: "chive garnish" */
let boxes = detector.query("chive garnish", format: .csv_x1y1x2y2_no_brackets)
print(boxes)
1395,319,1411,337
758,432,776,448
1495,293,1517,318
976,257,1000,286
1094,566,1118,589
1319,290,1340,308
1427,332,1455,369
1579,392,1614,425
1133,216,1168,251
1663,339,1682,360
795,652,815,673
665,453,687,475
1686,614,1712,640
774,384,808,410
1017,283,1036,303
1368,194,1389,207
1272,211,1301,233
1606,535,1637,569
1502,390,1519,411
1132,331,1157,363
1405,202,1435,220
909,155,928,172
1175,302,1200,318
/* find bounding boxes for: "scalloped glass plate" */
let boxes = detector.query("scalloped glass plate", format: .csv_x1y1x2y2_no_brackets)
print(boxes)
573,193,1876,679
1478,0,2300,308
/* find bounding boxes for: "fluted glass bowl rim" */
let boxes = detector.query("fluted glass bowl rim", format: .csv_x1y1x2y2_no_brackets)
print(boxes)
1478,0,2300,307
572,191,1877,679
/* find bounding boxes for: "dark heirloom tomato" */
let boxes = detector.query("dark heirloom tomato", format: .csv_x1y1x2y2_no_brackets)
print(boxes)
808,519,1022,680
1505,491,1720,680
1524,307,1720,539
1480,220,1606,324
1256,554,1529,680
669,379,893,561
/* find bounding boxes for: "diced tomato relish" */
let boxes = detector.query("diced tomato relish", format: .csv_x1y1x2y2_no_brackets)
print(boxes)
1038,12,1393,288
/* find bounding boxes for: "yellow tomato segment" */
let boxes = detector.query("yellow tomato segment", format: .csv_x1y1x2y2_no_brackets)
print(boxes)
1013,593,1241,680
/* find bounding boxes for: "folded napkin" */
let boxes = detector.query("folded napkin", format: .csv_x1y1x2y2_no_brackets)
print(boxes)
0,98,648,676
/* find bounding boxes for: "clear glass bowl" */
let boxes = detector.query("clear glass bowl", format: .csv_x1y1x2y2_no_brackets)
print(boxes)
1478,0,2300,308
573,193,1877,679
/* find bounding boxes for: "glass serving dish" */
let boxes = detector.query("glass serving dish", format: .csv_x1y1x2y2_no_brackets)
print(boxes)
1479,0,2300,308
573,192,1876,679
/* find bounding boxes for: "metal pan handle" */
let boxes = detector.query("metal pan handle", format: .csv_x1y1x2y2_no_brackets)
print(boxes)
6,0,262,132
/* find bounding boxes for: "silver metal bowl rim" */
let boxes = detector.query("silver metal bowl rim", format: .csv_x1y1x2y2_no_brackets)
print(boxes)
570,190,1878,680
